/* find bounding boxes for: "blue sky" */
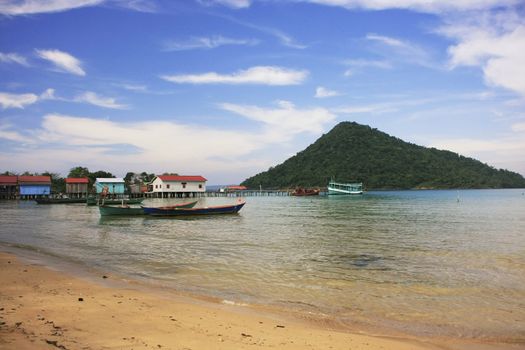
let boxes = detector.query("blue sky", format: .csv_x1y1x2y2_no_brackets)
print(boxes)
1,0,524,184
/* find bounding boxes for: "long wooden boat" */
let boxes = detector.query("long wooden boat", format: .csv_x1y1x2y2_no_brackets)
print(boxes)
99,205,145,216
327,180,363,195
35,197,87,204
87,197,144,206
291,188,320,196
99,200,198,216
142,201,245,216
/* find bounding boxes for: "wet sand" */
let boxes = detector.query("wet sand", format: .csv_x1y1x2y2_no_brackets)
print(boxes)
0,251,518,350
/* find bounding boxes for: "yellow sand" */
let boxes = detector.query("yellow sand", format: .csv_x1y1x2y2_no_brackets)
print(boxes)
0,252,516,350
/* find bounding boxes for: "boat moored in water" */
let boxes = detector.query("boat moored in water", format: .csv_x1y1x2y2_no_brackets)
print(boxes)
291,188,320,196
327,180,363,195
142,200,245,216
99,200,198,216
35,197,87,204
87,197,144,206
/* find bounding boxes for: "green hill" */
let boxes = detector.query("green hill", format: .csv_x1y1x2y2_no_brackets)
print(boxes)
242,122,525,190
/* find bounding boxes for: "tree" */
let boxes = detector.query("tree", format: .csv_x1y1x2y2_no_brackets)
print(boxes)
41,171,65,193
88,170,114,186
68,166,90,178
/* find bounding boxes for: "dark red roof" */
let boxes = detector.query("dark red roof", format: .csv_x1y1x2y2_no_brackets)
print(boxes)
0,175,17,184
18,175,51,184
66,177,89,184
158,175,207,182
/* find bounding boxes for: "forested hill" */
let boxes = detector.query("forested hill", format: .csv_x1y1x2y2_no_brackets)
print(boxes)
242,122,525,190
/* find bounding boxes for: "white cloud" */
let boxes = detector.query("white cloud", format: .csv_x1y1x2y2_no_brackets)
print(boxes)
428,134,525,175
366,33,406,47
0,52,29,66
220,100,336,138
344,59,392,69
365,33,437,69
0,92,39,109
40,88,56,100
315,86,342,98
0,0,103,15
74,91,129,109
0,88,56,109
117,83,148,92
511,122,525,132
162,35,259,51
441,12,525,97
114,0,157,13
333,104,397,114
0,123,34,143
161,66,308,85
36,49,86,76
220,14,307,49
302,0,518,14
198,0,251,9
0,99,335,180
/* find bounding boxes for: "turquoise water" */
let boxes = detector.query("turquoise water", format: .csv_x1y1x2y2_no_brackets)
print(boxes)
1,189,524,341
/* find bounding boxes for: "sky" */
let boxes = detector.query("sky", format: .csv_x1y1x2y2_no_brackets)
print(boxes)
1,0,524,185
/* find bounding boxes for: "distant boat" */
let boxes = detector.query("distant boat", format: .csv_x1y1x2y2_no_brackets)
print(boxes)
35,197,87,204
87,197,144,206
99,200,198,216
291,188,320,196
143,200,245,216
327,180,363,195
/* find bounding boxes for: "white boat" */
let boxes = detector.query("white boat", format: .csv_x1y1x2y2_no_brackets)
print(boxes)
327,180,363,195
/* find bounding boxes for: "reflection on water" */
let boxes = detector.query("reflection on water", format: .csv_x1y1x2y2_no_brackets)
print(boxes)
1,190,525,341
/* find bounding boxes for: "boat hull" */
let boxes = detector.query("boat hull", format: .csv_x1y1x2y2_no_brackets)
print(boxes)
99,206,144,216
87,197,144,206
99,201,198,216
327,188,363,195
35,198,87,204
143,202,245,216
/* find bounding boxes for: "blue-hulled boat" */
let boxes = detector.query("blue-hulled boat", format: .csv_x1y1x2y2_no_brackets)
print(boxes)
142,201,245,216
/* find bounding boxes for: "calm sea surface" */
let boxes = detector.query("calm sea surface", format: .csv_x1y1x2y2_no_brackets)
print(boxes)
1,189,524,341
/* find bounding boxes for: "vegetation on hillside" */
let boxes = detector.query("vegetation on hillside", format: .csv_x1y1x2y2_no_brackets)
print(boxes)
242,122,525,190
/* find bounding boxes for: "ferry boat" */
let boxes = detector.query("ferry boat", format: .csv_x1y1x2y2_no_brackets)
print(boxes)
327,180,363,195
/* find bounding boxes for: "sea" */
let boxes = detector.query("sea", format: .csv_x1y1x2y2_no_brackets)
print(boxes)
1,189,524,343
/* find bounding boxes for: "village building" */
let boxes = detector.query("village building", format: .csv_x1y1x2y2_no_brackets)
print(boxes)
65,178,89,198
0,175,18,199
129,183,148,195
18,175,52,199
95,178,125,195
149,175,207,198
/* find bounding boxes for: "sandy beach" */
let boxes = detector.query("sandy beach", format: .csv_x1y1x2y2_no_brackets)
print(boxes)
0,251,519,350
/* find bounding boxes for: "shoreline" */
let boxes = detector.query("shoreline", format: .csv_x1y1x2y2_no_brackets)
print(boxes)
1,248,521,350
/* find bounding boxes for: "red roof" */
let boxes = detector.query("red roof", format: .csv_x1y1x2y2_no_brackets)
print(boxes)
66,177,89,184
0,175,17,184
158,175,207,182
18,175,51,184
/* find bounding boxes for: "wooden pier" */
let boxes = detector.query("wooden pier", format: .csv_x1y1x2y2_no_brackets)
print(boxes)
136,190,290,198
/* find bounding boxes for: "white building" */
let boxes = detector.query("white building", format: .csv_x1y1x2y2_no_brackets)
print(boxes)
150,175,207,197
